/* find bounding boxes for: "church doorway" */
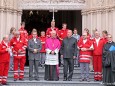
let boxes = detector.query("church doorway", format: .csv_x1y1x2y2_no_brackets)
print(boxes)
22,10,82,36
22,10,82,65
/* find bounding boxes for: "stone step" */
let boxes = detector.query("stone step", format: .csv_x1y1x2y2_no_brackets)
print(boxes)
8,76,95,80
8,67,94,73
7,80,103,86
24,66,81,70
7,67,102,86
8,73,94,79
9,70,94,74
8,78,95,81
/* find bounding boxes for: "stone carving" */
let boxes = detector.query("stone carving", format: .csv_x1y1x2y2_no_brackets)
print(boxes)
3,0,12,7
18,0,86,10
96,0,104,6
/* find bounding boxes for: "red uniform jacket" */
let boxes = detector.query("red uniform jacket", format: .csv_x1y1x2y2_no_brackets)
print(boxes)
58,29,68,44
39,36,46,53
28,34,39,40
19,27,28,42
0,41,10,63
79,35,93,56
10,37,27,57
46,27,59,37
102,37,108,44
93,38,105,56
78,38,92,63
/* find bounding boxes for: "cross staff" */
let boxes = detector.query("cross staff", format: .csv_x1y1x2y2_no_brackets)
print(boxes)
52,7,55,21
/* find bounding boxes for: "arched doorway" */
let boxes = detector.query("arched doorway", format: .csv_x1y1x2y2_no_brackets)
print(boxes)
22,10,82,36
19,0,86,65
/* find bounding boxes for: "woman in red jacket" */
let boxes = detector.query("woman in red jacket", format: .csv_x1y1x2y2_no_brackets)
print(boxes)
0,35,11,85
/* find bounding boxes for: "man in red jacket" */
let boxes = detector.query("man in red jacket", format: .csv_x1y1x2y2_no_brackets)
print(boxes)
58,23,68,66
102,30,108,44
58,23,68,44
46,20,59,38
0,35,11,85
93,31,105,81
10,31,27,81
19,22,28,42
39,31,46,67
28,28,39,40
78,32,94,82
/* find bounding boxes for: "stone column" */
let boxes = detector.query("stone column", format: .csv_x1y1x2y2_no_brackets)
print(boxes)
101,11,106,32
13,11,18,30
17,10,22,29
0,9,5,41
6,9,13,34
92,12,97,33
82,11,87,31
112,8,115,41
105,9,109,31
108,9,113,35
96,10,102,32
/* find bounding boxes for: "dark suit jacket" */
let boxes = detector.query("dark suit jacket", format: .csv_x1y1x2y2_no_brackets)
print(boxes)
28,38,42,60
60,37,77,58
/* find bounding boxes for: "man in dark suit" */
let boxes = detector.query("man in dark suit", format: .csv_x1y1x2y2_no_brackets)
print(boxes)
60,30,77,81
28,31,42,81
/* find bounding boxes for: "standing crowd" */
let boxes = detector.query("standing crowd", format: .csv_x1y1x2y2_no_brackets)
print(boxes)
0,20,115,86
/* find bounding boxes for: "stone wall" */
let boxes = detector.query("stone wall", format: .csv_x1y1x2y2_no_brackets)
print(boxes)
0,0,22,40
82,0,115,40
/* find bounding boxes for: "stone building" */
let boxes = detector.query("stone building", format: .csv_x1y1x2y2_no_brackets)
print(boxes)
0,0,115,40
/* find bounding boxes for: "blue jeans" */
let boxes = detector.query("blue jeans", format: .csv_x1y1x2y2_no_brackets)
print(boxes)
80,62,90,79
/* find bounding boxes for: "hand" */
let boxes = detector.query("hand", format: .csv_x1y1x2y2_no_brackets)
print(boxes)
7,48,11,52
18,49,22,53
59,38,63,41
61,55,63,58
33,49,38,53
51,51,55,55
6,48,9,51
73,56,76,59
41,42,45,44
81,48,87,51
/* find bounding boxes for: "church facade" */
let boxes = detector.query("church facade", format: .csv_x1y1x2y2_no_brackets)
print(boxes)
0,0,115,40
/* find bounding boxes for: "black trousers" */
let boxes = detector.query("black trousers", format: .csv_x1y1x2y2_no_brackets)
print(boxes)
63,58,74,79
44,65,58,81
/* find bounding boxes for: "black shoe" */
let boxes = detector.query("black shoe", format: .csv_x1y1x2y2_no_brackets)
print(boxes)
63,77,67,81
90,70,94,72
94,79,98,82
14,79,18,81
29,78,33,81
35,78,40,81
79,79,84,82
45,79,49,81
68,78,72,81
2,83,9,85
86,79,90,82
19,78,24,81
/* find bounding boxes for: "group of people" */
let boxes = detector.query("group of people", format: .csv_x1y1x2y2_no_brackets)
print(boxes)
0,20,115,86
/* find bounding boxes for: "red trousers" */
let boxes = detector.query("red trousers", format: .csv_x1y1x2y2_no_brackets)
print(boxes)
93,55,102,80
0,62,9,84
14,56,26,79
